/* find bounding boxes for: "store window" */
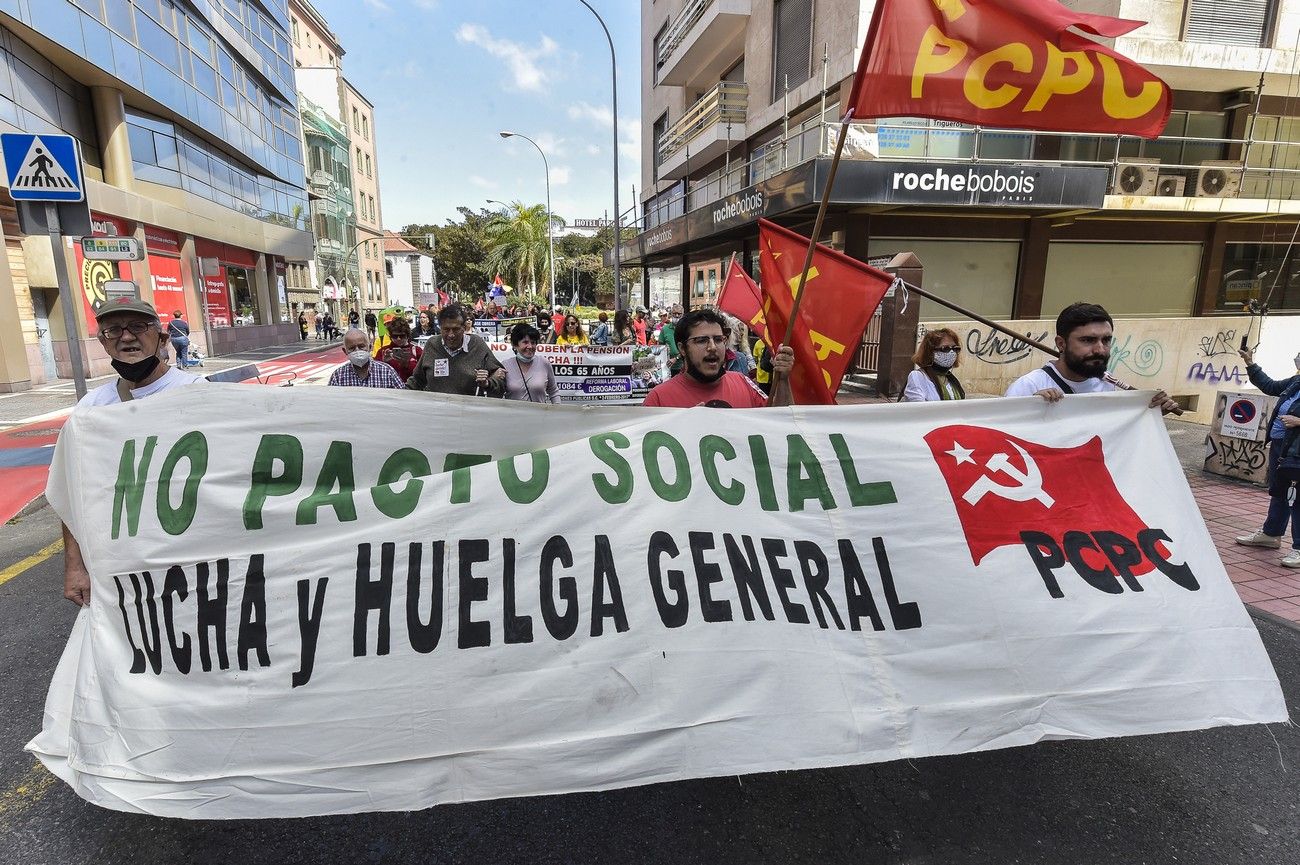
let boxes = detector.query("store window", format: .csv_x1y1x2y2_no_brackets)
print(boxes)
228,265,259,325
1045,242,1201,316
1217,242,1300,312
870,239,1020,320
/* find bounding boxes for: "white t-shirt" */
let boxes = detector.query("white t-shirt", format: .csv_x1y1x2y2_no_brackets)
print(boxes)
77,366,203,408
1005,365,1116,398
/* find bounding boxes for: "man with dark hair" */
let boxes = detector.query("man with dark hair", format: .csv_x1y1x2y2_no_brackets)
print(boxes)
406,303,504,395
644,307,793,408
1005,302,1178,413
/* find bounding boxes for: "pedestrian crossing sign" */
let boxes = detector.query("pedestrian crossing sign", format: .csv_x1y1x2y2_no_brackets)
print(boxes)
1,133,84,202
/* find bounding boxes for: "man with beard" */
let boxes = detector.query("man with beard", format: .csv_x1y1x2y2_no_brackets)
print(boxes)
1005,302,1178,413
643,308,793,407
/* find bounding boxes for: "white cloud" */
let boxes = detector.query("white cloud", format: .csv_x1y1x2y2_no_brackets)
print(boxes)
412,0,438,9
468,175,497,189
455,24,559,93
551,166,572,185
585,144,601,156
362,0,392,12
567,101,614,127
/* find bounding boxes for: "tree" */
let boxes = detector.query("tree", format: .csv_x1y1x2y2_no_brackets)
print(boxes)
483,202,553,295
401,207,493,301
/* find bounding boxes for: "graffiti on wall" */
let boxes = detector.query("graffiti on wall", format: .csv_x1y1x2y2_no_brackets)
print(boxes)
1186,362,1248,386
964,327,1050,365
1108,334,1164,378
1197,330,1239,358
1205,435,1267,477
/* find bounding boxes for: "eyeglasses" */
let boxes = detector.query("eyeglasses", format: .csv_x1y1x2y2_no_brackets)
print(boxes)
99,321,155,339
687,335,728,348
934,346,961,354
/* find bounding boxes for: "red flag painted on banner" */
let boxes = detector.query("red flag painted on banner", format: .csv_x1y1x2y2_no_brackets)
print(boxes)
717,259,767,342
923,425,1198,592
846,0,1171,139
757,219,893,405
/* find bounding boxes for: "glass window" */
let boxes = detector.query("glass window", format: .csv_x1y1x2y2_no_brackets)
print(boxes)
228,266,259,325
362,115,369,140
187,18,212,62
1217,243,1300,312
191,55,217,95
364,153,371,177
104,0,135,37
127,122,157,163
135,8,181,73
869,239,1020,320
217,48,234,82
1044,242,1201,316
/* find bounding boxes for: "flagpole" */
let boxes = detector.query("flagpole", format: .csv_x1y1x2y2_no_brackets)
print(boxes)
767,110,853,406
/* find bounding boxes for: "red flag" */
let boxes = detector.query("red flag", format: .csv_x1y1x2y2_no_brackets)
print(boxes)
757,219,893,405
716,258,767,342
847,0,1171,139
925,425,1162,576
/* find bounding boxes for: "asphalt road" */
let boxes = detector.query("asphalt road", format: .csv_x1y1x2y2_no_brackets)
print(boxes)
1,504,1297,865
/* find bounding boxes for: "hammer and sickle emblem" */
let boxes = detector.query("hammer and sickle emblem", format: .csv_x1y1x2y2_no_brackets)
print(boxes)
962,441,1055,508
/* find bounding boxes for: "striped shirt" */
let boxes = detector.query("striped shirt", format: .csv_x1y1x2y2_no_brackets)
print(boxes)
327,359,405,389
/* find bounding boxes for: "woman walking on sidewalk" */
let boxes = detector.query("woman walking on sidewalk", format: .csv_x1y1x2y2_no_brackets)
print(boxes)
167,310,192,368
1235,345,1300,567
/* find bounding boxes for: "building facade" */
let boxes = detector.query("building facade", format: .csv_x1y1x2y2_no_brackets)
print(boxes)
382,231,432,310
0,0,313,389
288,0,386,320
629,0,1300,415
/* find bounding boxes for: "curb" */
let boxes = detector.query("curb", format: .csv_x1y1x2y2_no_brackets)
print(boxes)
1248,605,1300,634
12,493,47,522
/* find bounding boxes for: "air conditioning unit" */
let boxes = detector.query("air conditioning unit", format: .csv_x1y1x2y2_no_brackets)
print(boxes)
1156,174,1185,197
1110,159,1160,196
1195,161,1243,198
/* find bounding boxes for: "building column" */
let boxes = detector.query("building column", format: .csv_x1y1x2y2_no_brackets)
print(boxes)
253,252,274,325
178,235,209,355
91,86,134,191
0,218,32,392
1013,217,1051,319
1195,221,1230,316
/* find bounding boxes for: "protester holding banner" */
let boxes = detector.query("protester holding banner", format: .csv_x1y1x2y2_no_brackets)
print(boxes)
644,308,792,408
503,323,560,404
62,298,203,606
1005,303,1179,414
406,304,505,396
373,317,423,384
554,314,588,346
1234,345,1300,566
903,328,966,402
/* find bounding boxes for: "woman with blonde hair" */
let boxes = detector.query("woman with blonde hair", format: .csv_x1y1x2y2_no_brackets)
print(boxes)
902,327,966,401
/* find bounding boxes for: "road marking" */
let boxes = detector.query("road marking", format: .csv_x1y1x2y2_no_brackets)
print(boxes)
0,538,63,588
0,762,56,831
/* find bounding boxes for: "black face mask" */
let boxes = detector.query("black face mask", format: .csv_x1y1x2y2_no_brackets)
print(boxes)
111,355,161,383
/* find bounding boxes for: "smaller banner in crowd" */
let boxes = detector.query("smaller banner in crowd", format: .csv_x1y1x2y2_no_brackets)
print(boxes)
488,342,670,403
28,388,1286,818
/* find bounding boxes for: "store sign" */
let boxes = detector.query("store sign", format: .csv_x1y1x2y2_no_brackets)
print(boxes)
80,237,142,261
571,218,609,229
143,225,182,256
829,161,1109,208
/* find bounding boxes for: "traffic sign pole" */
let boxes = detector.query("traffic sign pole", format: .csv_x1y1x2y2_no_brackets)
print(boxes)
46,203,88,400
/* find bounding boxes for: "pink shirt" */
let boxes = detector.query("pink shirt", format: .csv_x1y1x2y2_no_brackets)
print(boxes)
643,371,768,408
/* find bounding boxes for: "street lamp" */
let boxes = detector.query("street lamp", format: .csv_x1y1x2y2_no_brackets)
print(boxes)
575,0,622,310
498,131,556,312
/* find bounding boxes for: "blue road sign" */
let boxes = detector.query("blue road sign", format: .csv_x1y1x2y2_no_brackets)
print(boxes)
1,133,84,202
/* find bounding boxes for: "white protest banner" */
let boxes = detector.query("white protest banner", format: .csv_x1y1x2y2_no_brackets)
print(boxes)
29,388,1285,819
488,342,670,403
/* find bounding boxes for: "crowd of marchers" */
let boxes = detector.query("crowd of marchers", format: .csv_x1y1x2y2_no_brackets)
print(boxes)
57,295,1300,608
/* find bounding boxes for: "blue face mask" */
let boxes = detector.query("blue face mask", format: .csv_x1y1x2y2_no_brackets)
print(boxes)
514,352,533,363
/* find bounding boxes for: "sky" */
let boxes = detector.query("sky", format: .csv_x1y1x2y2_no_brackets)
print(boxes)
309,0,642,231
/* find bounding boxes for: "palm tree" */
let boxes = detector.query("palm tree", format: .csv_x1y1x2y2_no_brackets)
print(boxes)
484,202,552,294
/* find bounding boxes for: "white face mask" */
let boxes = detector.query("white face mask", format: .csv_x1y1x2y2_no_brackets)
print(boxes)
933,349,958,369
348,349,371,367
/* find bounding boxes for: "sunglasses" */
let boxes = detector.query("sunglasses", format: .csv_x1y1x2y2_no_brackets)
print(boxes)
934,346,961,354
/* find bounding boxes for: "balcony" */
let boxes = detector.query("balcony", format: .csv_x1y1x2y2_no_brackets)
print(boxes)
657,82,748,180
657,0,749,89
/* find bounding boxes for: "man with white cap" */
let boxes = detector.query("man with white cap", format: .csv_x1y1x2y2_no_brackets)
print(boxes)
62,297,203,606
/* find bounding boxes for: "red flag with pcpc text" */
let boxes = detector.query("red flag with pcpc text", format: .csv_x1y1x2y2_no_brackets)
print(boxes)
847,0,1171,139
757,219,893,405
924,424,1161,575
716,258,767,342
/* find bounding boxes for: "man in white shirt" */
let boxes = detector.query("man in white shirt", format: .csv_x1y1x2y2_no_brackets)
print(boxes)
1005,302,1178,413
63,298,202,604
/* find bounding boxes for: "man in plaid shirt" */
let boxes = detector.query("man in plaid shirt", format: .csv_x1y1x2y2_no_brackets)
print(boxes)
328,329,405,389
